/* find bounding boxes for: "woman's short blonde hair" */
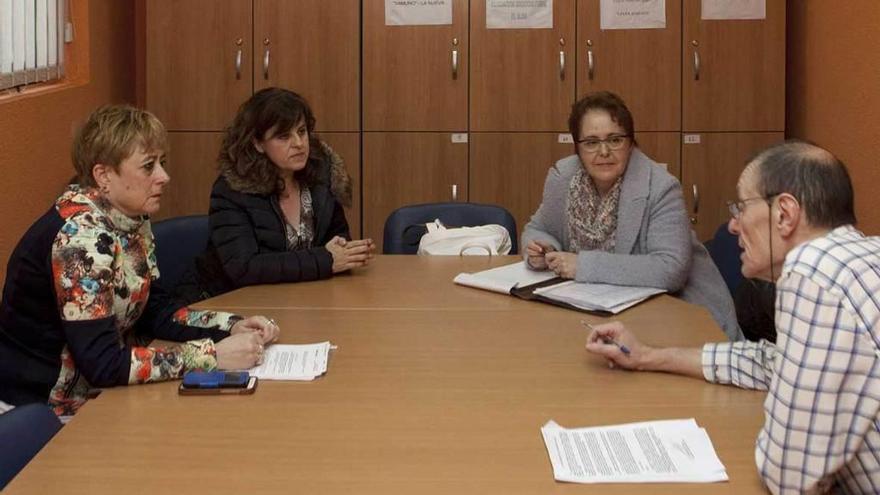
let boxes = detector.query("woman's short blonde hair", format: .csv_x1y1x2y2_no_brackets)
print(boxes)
71,105,168,187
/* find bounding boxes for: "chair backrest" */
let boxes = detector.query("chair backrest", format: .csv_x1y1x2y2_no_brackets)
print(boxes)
0,403,62,489
704,222,743,296
151,215,210,288
383,202,518,255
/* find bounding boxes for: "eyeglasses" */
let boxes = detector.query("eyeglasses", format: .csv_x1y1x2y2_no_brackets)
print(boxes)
575,134,630,153
726,194,779,218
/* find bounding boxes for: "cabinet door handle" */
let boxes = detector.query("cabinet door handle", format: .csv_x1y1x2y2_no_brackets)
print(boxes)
235,48,242,80
587,48,594,80
559,50,565,80
451,184,458,202
451,49,458,79
693,48,700,81
263,47,270,80
691,184,700,223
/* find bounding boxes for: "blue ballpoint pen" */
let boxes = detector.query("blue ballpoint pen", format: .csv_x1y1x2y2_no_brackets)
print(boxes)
581,321,632,356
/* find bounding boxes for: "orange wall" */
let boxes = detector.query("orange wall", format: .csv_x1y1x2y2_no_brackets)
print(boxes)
787,1,880,234
0,1,135,281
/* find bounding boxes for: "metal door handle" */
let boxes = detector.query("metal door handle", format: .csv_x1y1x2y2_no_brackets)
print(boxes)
452,49,458,79
691,184,700,223
451,184,458,202
235,49,242,80
559,51,565,80
692,40,701,81
263,48,270,80
587,49,594,80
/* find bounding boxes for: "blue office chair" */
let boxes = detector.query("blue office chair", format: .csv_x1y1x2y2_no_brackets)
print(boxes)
383,202,518,255
152,215,210,288
704,222,743,296
0,403,62,489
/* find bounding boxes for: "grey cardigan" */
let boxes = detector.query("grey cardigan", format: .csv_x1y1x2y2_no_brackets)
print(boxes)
522,149,742,341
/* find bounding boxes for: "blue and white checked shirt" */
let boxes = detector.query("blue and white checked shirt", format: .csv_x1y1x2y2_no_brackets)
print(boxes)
702,225,880,494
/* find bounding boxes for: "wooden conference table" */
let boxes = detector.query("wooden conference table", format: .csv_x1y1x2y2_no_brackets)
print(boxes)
7,256,768,494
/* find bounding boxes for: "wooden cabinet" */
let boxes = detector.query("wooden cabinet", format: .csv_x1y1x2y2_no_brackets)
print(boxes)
145,1,252,131
682,0,785,131
320,132,362,238
155,132,224,220
362,133,469,249
681,132,784,239
634,132,682,179
363,0,468,131
576,0,681,132
470,0,576,131
470,134,572,233
255,0,360,131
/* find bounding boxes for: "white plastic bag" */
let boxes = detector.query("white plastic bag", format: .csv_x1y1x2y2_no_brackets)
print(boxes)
417,220,512,256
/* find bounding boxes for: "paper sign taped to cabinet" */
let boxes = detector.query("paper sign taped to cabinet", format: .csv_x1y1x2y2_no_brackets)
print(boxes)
486,0,553,29
701,0,765,20
386,0,452,26
600,0,666,30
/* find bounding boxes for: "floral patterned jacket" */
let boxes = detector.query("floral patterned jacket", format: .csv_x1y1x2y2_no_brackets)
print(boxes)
0,185,240,416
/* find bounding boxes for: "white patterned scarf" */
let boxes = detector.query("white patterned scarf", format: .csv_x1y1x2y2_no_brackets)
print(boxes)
566,168,622,253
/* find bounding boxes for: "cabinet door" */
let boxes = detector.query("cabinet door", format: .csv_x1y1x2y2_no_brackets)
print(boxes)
469,133,573,234
362,133,469,249
255,0,360,131
683,0,785,131
470,0,576,131
155,132,225,221
634,132,681,179
681,132,783,240
145,0,252,131
577,0,681,131
320,132,361,238
363,0,468,131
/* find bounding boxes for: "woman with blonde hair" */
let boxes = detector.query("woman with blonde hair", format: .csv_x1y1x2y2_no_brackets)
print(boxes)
0,105,278,416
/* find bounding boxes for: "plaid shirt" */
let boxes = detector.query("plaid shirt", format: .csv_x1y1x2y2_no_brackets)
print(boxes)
702,225,880,494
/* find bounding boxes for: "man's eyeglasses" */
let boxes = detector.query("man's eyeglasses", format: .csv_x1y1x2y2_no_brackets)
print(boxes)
726,194,779,218
576,134,630,153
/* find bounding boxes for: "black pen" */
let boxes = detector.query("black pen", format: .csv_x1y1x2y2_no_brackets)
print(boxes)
581,321,632,356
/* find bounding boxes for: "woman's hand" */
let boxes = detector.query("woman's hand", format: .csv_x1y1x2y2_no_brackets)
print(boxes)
325,236,376,273
545,251,577,278
215,332,264,370
231,315,280,344
526,240,556,270
584,321,652,371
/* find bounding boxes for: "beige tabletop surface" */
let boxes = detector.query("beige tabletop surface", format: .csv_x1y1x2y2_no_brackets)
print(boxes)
6,256,768,494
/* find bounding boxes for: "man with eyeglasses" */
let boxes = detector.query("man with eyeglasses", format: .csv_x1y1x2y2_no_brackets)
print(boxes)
585,140,880,494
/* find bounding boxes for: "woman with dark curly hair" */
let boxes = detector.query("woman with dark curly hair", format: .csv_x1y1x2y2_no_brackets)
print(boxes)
175,88,374,304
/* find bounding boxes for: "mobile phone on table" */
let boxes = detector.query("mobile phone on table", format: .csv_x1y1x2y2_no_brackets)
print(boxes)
179,371,258,395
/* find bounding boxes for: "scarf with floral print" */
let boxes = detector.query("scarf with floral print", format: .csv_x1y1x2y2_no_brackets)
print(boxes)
566,167,622,253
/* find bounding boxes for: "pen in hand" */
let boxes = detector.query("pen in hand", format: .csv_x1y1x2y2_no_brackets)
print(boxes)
581,321,631,356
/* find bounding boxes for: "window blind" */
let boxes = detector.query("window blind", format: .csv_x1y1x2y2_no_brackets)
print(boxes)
0,0,66,91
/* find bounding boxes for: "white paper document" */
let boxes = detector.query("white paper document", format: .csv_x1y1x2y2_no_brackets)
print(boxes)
248,342,331,381
600,0,666,30
533,280,664,313
701,0,765,20
486,0,553,29
453,261,557,294
385,0,453,26
541,419,728,484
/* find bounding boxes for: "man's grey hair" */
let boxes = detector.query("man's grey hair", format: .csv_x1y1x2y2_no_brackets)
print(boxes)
751,140,856,228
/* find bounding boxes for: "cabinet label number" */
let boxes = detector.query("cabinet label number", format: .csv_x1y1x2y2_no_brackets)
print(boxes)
451,133,468,143
683,134,701,144
557,134,573,144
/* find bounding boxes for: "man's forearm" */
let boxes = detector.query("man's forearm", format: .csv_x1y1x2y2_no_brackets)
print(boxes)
641,346,705,379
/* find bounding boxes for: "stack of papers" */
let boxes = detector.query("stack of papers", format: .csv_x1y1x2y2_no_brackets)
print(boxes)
248,342,332,381
453,261,557,294
533,281,665,314
541,419,728,484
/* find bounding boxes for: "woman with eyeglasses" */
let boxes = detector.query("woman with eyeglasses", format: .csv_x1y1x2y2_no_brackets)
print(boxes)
522,91,741,341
